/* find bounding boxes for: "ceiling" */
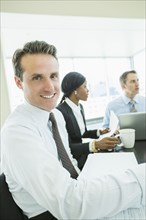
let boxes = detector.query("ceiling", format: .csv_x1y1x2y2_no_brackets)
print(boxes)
1,0,145,19
1,13,145,58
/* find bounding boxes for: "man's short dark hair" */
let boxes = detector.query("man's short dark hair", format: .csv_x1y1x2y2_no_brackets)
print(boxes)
120,70,137,84
12,40,57,81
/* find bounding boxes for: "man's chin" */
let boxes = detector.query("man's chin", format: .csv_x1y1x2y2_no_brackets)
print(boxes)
44,105,56,112
135,90,139,94
35,104,56,112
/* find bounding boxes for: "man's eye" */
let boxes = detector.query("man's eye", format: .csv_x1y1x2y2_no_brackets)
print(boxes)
51,73,58,79
32,76,42,80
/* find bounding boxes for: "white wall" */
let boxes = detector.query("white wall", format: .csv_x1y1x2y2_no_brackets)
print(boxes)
0,43,11,127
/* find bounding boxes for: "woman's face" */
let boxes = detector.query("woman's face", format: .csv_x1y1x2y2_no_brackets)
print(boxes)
75,81,89,101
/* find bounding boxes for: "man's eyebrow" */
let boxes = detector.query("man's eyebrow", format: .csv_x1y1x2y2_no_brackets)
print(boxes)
51,71,59,74
31,73,42,76
31,72,59,77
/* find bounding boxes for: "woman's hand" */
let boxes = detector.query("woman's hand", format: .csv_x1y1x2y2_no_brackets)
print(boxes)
95,137,119,151
100,128,110,135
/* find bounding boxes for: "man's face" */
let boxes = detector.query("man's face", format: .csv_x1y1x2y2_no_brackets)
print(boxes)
122,73,139,98
15,54,60,112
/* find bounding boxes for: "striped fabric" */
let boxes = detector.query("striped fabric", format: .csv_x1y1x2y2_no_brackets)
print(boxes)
49,112,78,179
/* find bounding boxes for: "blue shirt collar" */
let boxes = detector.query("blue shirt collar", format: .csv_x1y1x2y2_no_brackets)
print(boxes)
122,94,139,104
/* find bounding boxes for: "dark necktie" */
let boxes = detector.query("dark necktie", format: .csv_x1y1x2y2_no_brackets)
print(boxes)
130,99,137,112
49,112,78,179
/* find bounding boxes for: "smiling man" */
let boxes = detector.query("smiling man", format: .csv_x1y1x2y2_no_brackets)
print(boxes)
103,70,146,128
1,41,145,220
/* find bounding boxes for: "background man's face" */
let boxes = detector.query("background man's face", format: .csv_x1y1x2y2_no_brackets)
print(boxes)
123,73,139,97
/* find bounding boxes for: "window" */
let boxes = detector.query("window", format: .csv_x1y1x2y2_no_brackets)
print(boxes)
59,57,131,119
133,50,145,96
1,13,145,120
4,55,145,119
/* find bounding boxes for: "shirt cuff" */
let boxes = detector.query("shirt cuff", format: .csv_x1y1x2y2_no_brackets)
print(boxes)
89,140,98,153
128,163,146,206
97,130,100,137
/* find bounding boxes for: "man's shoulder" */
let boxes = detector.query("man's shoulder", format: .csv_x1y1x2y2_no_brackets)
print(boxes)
107,96,123,107
137,95,146,101
53,108,67,129
53,108,66,121
53,108,63,116
1,105,30,138
2,103,38,131
2,104,25,124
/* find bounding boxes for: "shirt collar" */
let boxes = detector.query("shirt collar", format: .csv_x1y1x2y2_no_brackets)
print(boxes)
24,101,50,127
122,94,139,104
65,97,81,111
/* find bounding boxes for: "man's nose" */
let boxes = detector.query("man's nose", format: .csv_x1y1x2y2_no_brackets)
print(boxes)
136,81,139,86
44,78,54,90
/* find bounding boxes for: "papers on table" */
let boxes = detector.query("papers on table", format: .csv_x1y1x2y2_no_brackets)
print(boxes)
99,111,119,139
79,152,138,180
109,110,119,133
78,153,146,220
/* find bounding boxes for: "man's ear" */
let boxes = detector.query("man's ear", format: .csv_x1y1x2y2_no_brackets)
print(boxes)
14,76,23,89
121,83,126,90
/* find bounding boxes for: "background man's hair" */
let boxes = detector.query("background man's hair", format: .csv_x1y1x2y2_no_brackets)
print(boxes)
12,40,57,81
120,70,137,84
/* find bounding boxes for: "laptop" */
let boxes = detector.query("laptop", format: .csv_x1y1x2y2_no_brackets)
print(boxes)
118,112,146,140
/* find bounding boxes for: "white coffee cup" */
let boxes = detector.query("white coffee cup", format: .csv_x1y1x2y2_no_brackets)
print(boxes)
119,129,135,148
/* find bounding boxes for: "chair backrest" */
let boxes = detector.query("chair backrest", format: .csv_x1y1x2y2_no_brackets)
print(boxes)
0,173,28,220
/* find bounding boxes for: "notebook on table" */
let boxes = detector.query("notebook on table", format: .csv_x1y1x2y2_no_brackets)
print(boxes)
118,112,146,140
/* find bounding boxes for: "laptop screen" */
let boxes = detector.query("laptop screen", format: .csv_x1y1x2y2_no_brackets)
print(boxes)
118,112,146,140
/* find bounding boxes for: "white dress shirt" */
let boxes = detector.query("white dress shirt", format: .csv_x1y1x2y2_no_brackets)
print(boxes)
65,98,86,135
1,101,145,219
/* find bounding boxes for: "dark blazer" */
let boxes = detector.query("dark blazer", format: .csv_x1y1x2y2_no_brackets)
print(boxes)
56,102,99,169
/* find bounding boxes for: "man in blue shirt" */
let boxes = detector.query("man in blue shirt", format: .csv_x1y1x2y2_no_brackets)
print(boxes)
103,70,146,128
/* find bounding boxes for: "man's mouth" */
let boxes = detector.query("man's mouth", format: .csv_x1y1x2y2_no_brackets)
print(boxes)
40,94,55,99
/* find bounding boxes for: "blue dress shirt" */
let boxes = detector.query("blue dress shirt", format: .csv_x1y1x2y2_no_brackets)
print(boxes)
102,94,146,128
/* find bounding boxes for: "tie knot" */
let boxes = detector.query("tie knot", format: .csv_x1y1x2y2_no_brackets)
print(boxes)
49,112,58,129
49,112,56,123
49,112,54,121
130,99,135,104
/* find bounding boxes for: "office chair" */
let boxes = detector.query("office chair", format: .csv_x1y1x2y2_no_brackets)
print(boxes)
0,173,28,220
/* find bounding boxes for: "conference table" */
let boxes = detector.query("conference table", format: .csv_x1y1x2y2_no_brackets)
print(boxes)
114,140,146,164
83,137,146,164
81,140,146,220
